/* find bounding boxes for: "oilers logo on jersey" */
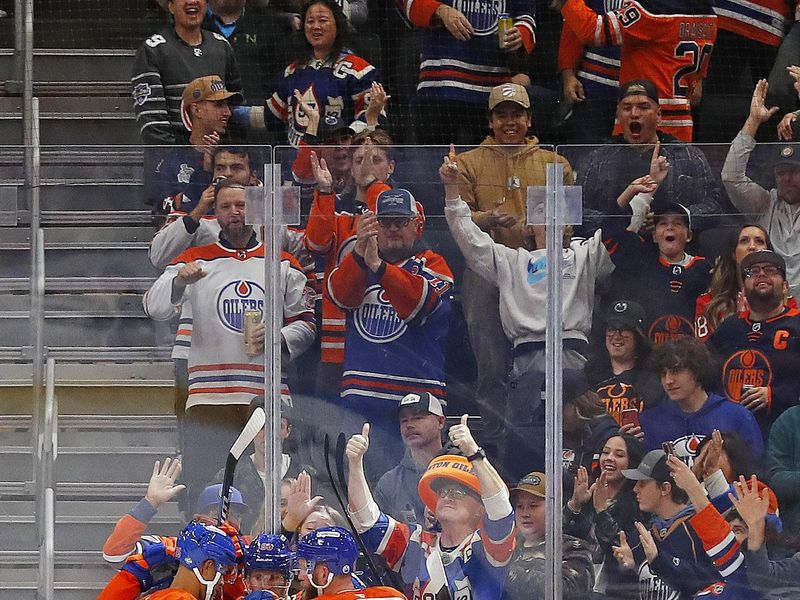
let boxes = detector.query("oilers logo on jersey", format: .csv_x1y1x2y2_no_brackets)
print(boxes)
722,349,772,403
453,0,506,34
354,285,407,343
216,280,265,333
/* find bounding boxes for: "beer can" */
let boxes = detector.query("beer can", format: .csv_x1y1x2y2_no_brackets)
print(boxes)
243,309,262,355
498,14,513,49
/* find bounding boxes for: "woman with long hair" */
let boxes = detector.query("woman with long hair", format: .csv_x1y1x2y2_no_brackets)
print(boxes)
566,434,646,598
695,224,781,341
266,0,383,147
585,300,663,427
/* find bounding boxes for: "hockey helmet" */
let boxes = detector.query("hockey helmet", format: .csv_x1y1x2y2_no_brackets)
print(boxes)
296,526,358,576
244,534,294,576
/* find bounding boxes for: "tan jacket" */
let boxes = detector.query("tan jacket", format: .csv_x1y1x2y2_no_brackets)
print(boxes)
457,136,573,250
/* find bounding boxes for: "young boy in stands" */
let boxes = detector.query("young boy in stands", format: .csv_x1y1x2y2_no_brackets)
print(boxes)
604,168,712,344
612,449,725,598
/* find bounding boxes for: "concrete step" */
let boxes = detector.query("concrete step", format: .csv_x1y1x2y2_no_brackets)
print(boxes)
0,313,167,348
1,499,182,551
0,97,136,144
0,446,177,483
0,48,135,84
0,414,177,446
0,551,110,588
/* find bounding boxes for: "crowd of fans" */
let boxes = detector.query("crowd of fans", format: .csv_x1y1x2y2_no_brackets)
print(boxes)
96,0,800,596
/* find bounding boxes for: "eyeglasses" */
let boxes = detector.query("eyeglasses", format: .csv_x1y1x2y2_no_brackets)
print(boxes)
744,265,782,278
606,328,634,337
436,486,468,500
377,216,413,229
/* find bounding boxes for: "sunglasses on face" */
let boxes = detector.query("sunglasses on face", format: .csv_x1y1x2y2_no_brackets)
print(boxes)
436,486,469,500
377,216,413,229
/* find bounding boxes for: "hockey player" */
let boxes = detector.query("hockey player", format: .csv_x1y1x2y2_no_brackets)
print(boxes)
295,526,408,600
558,0,717,141
345,416,516,600
99,480,249,600
141,521,238,600
241,534,295,599
143,180,316,509
709,250,800,433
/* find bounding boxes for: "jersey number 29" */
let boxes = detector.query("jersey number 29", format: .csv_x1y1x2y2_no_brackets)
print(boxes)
673,41,713,96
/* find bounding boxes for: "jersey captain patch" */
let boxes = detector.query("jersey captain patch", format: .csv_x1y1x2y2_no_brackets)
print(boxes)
216,280,265,333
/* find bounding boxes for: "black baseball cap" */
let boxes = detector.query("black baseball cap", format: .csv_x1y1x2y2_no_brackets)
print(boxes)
317,114,355,143
622,449,671,481
774,144,800,169
618,79,659,104
653,202,691,229
397,391,446,417
606,300,646,332
741,250,786,279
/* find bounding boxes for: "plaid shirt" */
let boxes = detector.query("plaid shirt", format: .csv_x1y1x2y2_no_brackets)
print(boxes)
575,132,729,234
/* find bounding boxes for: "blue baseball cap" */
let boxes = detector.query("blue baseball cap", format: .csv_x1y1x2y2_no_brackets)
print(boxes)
196,484,249,514
377,189,418,217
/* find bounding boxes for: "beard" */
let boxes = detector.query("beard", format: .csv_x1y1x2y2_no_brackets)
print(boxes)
745,286,782,315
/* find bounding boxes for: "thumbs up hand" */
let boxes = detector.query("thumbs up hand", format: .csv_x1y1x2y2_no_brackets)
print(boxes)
346,423,371,463
448,414,479,456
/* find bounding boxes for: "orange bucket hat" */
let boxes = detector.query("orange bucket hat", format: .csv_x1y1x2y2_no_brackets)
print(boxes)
417,454,482,511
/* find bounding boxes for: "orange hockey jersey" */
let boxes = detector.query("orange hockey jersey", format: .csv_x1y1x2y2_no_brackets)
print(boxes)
561,0,717,141
315,586,408,600
304,183,387,363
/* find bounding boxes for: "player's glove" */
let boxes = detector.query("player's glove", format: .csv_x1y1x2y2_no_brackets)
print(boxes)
121,539,179,592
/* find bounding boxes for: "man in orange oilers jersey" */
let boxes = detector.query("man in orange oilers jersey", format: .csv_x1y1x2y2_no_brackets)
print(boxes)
558,0,717,141
304,137,393,374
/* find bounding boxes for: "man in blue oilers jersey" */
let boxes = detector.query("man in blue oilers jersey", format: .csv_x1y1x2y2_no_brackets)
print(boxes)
710,250,800,436
144,180,316,509
327,188,453,480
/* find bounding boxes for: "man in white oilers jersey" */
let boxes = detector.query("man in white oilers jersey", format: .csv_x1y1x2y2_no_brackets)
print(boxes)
144,180,316,512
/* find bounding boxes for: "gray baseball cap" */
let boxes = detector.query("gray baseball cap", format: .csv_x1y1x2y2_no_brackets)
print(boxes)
622,449,671,481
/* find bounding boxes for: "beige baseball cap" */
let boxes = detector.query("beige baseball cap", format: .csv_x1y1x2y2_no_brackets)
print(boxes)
510,471,546,498
488,83,530,110
181,75,243,106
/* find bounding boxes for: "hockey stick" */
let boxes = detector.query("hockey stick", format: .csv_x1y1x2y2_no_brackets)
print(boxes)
323,433,386,586
217,396,266,525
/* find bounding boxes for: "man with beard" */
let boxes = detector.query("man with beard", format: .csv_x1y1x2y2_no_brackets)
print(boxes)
710,250,800,434
574,80,727,235
722,79,800,295
144,180,316,508
328,188,453,479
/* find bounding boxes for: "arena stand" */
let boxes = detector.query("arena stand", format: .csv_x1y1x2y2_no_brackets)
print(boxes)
0,0,798,598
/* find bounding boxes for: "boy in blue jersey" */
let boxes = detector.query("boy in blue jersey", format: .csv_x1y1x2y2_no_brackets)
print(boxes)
612,449,727,599
639,337,763,466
